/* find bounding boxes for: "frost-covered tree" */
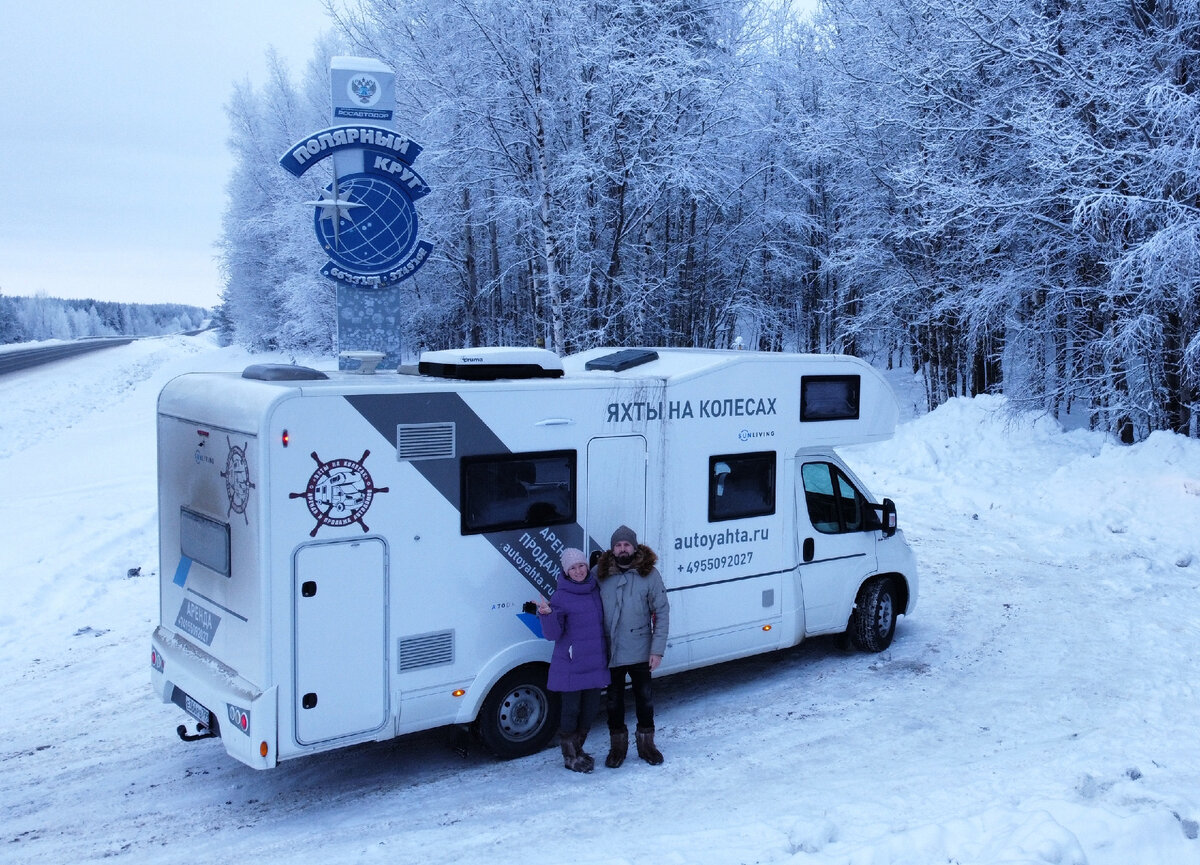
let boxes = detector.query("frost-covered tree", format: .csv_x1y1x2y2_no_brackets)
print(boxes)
219,46,340,354
0,294,206,343
331,0,804,354
215,0,1197,440
817,0,1200,437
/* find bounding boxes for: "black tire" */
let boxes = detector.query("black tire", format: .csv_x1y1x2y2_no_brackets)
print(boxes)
850,577,898,652
476,666,559,759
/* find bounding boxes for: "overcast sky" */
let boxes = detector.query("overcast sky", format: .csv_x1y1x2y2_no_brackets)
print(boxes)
0,1,334,308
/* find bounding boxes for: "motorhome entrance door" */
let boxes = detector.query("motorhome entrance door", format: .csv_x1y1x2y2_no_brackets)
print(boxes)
586,436,647,553
294,538,388,744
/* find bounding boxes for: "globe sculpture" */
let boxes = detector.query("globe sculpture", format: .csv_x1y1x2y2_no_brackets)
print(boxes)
313,172,418,274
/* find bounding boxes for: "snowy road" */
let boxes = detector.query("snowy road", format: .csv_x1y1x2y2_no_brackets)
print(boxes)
1,335,1197,864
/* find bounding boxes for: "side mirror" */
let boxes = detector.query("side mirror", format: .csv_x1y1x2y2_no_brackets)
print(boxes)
879,498,898,538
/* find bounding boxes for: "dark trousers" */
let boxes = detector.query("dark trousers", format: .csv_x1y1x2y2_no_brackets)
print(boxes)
558,687,603,735
607,662,654,730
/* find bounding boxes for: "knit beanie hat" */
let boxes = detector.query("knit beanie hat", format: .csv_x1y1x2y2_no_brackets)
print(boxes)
560,547,588,571
610,525,638,548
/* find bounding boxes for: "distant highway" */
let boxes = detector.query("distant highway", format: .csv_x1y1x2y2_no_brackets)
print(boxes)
0,337,135,376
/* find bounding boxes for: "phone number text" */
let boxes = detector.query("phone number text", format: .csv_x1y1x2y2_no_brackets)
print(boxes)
681,551,754,574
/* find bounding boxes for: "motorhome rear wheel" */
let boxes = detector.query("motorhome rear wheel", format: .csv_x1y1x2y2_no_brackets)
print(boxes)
476,666,559,759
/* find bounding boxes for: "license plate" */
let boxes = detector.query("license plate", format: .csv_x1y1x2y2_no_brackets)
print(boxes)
184,694,212,726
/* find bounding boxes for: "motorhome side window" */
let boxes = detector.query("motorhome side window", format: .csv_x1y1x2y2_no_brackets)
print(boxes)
460,450,577,535
800,375,860,421
801,462,879,534
708,451,776,522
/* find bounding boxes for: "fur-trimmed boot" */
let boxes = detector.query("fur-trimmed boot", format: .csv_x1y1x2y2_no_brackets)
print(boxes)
605,725,629,769
560,732,592,772
575,730,595,773
635,725,664,765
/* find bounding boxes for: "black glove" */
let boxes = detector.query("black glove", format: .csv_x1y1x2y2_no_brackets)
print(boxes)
522,601,538,615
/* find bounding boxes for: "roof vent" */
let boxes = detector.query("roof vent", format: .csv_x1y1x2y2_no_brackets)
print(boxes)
584,348,659,372
242,364,329,381
418,347,564,380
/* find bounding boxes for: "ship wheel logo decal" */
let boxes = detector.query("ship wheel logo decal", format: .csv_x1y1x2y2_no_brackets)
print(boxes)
289,450,389,537
222,438,255,523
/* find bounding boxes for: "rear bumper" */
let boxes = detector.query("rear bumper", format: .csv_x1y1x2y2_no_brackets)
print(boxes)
150,626,278,769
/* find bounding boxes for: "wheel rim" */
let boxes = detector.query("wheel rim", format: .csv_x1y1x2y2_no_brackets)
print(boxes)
497,685,547,742
876,590,894,635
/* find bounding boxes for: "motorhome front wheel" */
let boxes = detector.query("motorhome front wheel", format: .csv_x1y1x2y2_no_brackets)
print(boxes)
850,577,898,652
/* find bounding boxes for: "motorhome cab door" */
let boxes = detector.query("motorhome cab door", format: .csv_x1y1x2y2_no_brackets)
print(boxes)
293,538,388,744
795,458,880,634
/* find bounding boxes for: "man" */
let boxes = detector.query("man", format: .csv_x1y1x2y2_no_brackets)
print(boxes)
593,525,670,766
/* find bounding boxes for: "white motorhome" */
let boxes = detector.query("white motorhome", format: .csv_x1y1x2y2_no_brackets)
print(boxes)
150,346,918,769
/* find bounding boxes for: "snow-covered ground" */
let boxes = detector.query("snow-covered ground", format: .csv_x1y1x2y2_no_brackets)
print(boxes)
1,333,1198,865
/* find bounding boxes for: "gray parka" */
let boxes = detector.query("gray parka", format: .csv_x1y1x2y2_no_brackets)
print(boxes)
593,544,670,667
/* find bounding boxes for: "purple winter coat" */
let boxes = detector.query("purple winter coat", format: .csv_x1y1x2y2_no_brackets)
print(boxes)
539,572,610,692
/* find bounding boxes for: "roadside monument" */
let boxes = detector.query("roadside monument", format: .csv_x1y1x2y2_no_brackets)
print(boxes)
279,57,432,370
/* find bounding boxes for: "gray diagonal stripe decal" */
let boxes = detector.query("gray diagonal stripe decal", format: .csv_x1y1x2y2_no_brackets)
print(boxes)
345,392,586,597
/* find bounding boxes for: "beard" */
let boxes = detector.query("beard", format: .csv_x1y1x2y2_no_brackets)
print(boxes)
615,551,635,567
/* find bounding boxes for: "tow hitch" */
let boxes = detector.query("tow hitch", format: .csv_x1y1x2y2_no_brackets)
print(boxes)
177,722,217,742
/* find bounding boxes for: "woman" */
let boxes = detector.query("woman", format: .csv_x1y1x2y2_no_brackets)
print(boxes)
536,548,609,772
